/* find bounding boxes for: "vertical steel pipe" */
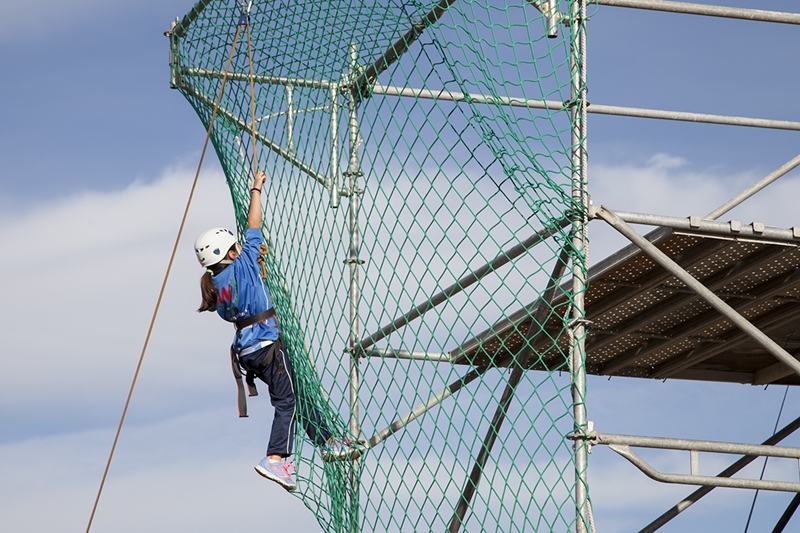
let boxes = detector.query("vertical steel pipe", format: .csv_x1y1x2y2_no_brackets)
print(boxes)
329,82,341,208
285,84,296,154
569,1,590,532
346,43,362,441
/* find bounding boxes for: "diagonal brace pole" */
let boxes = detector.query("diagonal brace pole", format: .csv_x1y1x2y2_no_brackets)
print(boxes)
705,153,800,221
367,246,571,450
448,248,571,533
178,81,331,190
367,365,487,448
593,205,800,380
358,218,570,352
349,0,458,99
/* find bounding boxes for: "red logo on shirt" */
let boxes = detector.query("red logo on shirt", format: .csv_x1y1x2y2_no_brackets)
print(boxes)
219,285,233,306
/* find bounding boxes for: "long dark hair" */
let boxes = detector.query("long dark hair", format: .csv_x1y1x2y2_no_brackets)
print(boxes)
197,244,237,312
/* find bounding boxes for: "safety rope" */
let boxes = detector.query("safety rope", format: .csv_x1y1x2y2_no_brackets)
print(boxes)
245,15,259,177
85,22,247,533
257,243,268,280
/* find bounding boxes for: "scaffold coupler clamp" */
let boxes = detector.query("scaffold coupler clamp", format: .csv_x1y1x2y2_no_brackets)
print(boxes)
567,421,596,453
346,345,366,363
568,317,592,331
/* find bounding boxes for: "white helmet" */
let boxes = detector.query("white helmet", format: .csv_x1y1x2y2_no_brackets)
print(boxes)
194,227,237,267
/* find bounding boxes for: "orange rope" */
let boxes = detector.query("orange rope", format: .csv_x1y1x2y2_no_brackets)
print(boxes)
245,19,268,278
246,21,259,177
85,25,245,533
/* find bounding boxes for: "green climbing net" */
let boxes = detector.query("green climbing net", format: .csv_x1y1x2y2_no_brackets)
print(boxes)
169,1,589,531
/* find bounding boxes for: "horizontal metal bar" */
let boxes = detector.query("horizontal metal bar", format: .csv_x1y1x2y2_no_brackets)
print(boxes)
640,414,800,533
372,83,562,110
372,84,800,131
178,69,800,132
591,207,800,244
609,444,800,493
593,431,800,458
587,103,800,131
357,217,571,352
368,365,488,448
367,348,454,363
705,154,800,221
594,205,800,380
181,66,334,90
596,0,800,26
257,105,328,123
179,81,330,189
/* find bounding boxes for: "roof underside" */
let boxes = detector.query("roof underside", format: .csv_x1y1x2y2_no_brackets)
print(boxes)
453,227,800,386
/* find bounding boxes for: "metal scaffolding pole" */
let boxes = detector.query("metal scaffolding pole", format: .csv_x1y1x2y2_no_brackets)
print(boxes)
366,348,454,363
598,209,800,243
285,85,296,154
346,43,362,441
179,82,331,189
369,83,800,131
329,81,341,209
591,431,800,492
596,0,800,25
179,67,800,132
773,493,800,533
368,365,488,448
344,42,364,533
639,413,800,533
570,2,591,531
349,0,457,98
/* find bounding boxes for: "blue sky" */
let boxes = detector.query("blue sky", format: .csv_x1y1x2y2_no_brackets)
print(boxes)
1,1,799,532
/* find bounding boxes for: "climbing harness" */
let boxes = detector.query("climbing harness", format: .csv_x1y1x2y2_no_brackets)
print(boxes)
231,336,283,418
233,310,280,419
230,307,280,417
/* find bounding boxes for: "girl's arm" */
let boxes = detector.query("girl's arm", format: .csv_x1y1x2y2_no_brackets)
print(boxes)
248,170,267,229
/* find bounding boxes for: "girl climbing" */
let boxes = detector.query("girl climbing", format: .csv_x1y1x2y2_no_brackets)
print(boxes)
194,170,363,491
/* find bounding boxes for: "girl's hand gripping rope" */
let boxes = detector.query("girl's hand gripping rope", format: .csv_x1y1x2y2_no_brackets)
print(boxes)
247,170,266,230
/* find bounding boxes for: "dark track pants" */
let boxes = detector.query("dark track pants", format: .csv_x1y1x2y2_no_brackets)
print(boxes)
240,343,331,457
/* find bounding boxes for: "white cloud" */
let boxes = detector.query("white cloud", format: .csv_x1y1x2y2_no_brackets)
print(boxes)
0,407,321,533
587,153,800,264
0,165,325,532
0,166,238,420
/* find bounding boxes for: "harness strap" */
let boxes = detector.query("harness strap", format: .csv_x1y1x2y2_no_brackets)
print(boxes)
234,307,276,331
230,346,252,417
230,338,283,418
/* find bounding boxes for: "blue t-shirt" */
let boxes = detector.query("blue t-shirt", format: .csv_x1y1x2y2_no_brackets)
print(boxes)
212,228,279,352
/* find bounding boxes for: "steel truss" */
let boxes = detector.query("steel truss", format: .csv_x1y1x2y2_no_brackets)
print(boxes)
168,1,800,532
